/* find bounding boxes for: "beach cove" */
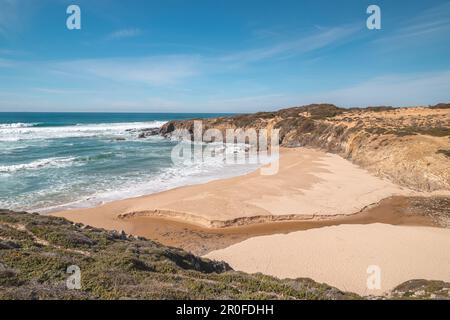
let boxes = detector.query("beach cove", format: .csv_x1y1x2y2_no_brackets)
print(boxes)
53,147,450,295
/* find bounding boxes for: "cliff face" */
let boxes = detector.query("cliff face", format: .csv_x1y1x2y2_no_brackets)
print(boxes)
160,104,450,192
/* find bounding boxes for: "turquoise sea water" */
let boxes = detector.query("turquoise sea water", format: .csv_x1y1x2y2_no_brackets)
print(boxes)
0,112,262,212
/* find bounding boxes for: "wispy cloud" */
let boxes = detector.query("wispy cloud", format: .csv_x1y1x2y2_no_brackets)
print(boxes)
97,97,183,110
0,58,15,68
374,2,450,47
218,25,361,65
45,25,360,87
202,93,288,112
106,28,142,40
303,70,450,107
0,0,40,38
0,0,20,37
52,55,201,86
32,87,96,95
200,70,450,111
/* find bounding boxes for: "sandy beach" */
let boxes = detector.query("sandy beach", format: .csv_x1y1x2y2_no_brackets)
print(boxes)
71,196,435,255
52,147,450,296
53,147,412,228
206,223,450,296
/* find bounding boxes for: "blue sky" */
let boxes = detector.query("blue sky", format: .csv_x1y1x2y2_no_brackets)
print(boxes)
0,0,450,112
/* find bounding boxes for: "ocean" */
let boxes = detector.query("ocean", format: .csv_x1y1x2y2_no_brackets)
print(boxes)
0,112,263,212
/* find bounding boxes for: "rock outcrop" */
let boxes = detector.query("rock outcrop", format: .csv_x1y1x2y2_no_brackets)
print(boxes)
160,104,450,192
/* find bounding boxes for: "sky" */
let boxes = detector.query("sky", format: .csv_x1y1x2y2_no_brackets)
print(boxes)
0,0,450,113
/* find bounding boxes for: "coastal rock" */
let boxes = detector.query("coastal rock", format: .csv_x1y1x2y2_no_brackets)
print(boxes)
137,127,160,138
159,104,450,192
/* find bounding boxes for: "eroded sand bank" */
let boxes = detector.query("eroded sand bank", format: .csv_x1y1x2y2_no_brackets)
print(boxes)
53,148,412,228
205,223,450,296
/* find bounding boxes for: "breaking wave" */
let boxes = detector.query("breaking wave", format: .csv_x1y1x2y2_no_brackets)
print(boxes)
0,121,167,141
0,122,43,129
0,157,78,173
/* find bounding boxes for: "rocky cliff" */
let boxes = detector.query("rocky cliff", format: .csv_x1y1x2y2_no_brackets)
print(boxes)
159,104,450,192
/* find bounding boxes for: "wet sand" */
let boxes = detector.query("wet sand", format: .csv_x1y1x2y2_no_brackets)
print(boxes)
115,196,435,255
51,146,450,296
54,148,413,230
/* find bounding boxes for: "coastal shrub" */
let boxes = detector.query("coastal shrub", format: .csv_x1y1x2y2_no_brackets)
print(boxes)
0,240,21,250
366,106,396,112
429,103,450,109
11,210,443,300
420,127,450,137
309,107,343,119
0,225,35,242
437,149,450,158
388,126,450,137
27,225,97,249
0,269,21,286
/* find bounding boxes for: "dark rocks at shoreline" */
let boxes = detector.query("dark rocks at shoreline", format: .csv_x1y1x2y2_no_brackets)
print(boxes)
137,128,161,139
125,127,161,139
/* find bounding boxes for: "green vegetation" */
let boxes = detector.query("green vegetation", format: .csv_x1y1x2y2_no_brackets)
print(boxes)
391,280,450,299
2,210,448,300
430,103,450,109
437,149,450,158
276,104,344,119
1,209,449,300
0,210,359,300
365,127,450,137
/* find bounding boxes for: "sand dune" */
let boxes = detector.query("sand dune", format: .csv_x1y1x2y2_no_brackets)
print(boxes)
205,223,450,296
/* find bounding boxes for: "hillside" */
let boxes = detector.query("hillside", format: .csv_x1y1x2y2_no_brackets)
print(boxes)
1,210,449,300
0,210,360,300
158,104,450,192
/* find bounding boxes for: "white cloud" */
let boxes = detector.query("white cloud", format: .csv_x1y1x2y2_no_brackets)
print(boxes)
0,57,15,67
53,55,201,86
202,94,287,112
2,70,450,112
47,26,360,87
0,0,38,38
218,25,361,64
106,28,142,40
374,2,450,48
301,70,450,107
199,70,450,111
0,0,20,36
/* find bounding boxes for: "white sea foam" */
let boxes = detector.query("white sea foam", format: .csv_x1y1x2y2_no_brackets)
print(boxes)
0,122,42,129
1,119,277,213
0,157,78,173
0,121,167,141
37,145,276,213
